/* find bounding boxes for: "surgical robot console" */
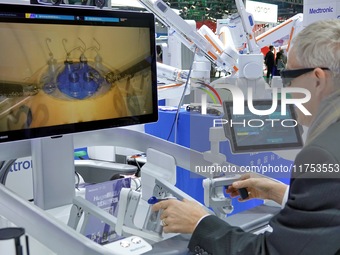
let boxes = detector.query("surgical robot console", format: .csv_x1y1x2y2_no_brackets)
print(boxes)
69,128,247,242
90,100,303,252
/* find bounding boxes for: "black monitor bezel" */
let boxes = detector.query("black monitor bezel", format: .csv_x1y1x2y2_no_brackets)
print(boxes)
223,100,304,153
0,3,158,144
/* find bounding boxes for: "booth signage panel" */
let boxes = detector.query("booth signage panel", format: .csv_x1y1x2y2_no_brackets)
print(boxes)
303,0,339,27
246,0,278,23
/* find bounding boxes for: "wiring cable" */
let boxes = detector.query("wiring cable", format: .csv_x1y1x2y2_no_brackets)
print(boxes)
75,171,81,190
0,159,17,185
198,87,217,104
166,48,197,142
196,80,223,105
132,178,141,191
134,158,142,177
157,83,184,89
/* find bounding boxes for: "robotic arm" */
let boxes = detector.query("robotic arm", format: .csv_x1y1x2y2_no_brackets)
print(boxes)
256,13,304,53
234,0,260,54
140,0,270,99
139,0,239,74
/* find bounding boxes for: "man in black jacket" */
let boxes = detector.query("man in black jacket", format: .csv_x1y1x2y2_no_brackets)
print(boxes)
264,45,275,83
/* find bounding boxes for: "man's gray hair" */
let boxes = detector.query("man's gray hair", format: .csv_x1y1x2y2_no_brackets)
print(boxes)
292,19,340,83
293,20,340,144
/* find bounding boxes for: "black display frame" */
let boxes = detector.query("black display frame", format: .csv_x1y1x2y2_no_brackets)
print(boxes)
223,100,304,153
0,3,158,144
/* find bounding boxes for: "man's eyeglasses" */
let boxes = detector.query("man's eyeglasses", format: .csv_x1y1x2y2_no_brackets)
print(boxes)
280,67,330,87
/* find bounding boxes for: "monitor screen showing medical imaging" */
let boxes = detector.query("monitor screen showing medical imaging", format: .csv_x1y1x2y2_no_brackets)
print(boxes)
223,100,303,153
0,3,158,143
30,0,111,9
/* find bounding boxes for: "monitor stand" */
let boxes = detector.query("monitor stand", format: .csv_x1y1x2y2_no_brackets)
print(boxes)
31,135,75,210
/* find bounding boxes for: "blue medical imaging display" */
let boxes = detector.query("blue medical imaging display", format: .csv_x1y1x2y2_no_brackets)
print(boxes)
0,3,158,143
30,0,110,8
223,100,304,153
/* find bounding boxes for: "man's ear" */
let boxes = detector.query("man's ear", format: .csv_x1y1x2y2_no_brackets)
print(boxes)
313,68,331,99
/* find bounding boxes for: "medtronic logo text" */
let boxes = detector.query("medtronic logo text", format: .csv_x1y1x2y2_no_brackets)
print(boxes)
309,7,334,14
10,160,33,172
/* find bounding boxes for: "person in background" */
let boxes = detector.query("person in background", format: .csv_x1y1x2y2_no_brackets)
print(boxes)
152,19,340,255
280,49,287,65
264,45,275,82
275,50,286,76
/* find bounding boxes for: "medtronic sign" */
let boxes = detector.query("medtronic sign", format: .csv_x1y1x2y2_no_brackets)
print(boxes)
309,7,334,14
303,0,339,26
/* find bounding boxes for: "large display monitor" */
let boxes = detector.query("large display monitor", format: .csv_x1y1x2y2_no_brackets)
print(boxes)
0,3,157,210
0,3,157,144
223,100,303,153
